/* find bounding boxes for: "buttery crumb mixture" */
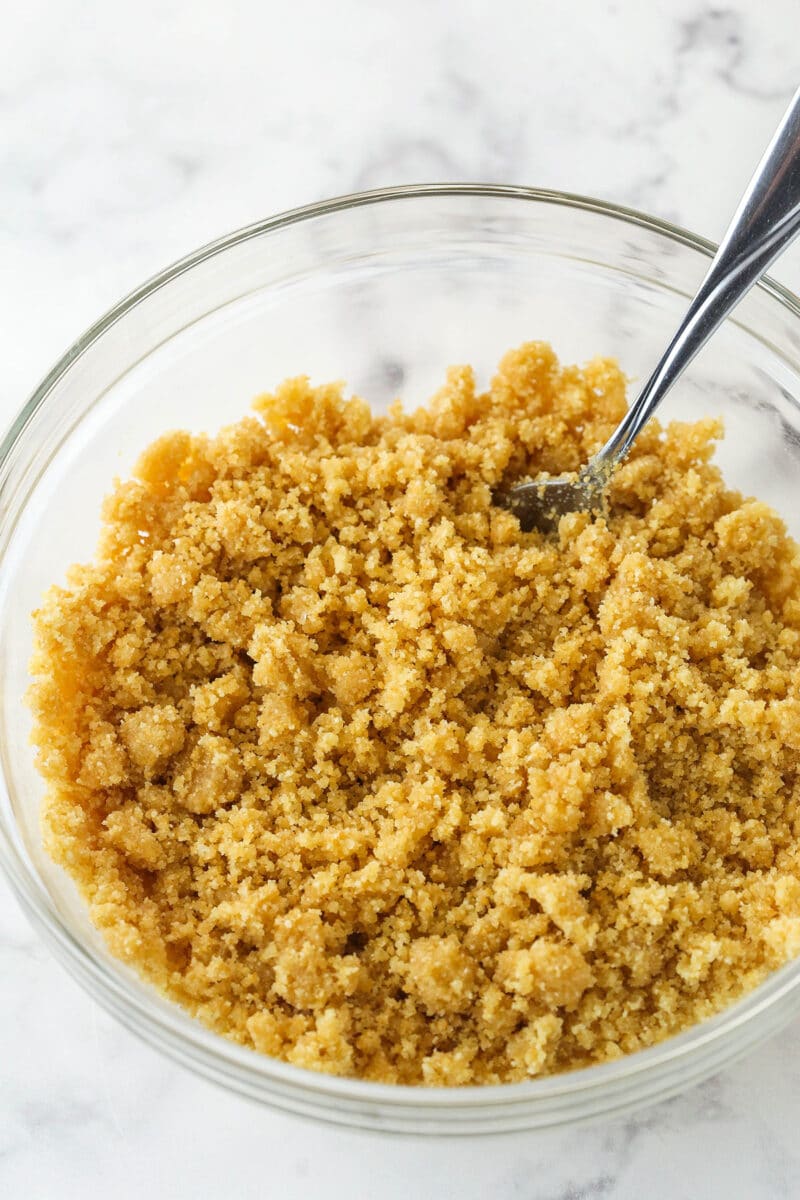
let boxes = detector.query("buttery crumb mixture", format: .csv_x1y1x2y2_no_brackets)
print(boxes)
30,343,800,1085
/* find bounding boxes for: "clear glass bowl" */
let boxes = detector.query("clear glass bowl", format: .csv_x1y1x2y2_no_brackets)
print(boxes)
3,185,800,1135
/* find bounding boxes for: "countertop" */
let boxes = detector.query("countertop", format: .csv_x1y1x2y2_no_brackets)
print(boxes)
3,2,800,1196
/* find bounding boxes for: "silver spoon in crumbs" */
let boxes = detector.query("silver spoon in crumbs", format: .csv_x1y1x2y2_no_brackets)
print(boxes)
497,86,800,533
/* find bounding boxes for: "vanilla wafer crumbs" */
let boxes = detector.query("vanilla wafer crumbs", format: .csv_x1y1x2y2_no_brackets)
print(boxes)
30,342,800,1085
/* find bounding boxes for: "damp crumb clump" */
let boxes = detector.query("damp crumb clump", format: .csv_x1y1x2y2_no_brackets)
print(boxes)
30,342,800,1085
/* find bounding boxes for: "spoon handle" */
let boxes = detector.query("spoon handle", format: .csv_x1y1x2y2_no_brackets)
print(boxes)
599,86,800,468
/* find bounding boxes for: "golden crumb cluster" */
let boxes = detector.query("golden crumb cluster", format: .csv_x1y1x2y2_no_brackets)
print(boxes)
30,343,800,1086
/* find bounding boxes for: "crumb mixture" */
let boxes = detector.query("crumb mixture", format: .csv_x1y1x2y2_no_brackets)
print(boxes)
30,342,800,1086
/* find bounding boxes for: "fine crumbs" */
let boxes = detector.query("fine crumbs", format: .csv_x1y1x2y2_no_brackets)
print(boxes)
30,343,800,1085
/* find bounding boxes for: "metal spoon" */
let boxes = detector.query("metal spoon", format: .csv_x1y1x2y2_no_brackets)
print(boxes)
498,87,800,532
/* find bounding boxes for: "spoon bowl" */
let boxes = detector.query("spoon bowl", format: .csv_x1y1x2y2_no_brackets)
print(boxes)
497,468,606,533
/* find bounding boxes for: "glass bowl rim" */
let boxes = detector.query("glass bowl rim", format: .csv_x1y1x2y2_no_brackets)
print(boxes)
3,181,800,1113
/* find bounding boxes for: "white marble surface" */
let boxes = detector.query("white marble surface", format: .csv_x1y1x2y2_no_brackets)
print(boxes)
2,1,800,1196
